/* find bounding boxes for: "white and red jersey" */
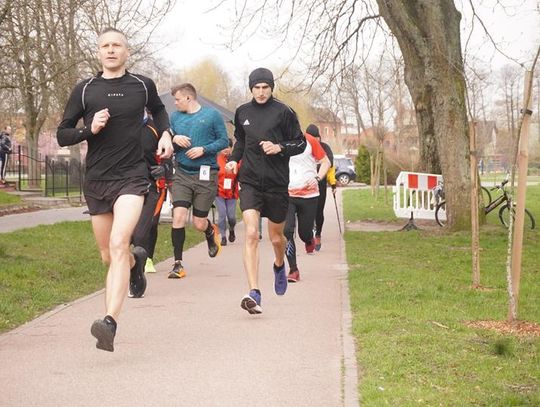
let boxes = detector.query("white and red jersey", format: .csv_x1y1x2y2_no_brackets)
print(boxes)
288,133,327,198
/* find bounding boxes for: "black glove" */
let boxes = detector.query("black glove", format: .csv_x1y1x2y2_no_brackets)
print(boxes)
150,164,166,179
151,161,173,180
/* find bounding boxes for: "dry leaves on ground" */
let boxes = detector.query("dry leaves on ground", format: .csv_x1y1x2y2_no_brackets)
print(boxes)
465,320,540,337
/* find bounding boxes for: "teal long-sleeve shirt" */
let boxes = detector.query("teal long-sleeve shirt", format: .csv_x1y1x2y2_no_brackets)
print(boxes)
170,106,229,173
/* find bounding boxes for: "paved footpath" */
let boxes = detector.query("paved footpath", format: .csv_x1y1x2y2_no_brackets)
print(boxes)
0,189,358,406
0,206,90,233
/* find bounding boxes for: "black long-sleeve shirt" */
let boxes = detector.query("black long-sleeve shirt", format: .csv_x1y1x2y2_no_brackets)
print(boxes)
230,96,306,192
57,71,169,181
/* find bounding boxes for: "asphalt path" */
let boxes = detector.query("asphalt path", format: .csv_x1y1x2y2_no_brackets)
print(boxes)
0,189,359,406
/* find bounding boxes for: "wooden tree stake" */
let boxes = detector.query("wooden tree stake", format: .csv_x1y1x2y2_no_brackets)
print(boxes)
508,70,533,321
469,122,480,287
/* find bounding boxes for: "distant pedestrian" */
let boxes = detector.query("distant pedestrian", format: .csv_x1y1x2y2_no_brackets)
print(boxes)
131,116,173,279
216,138,238,246
284,127,331,283
307,124,337,251
168,83,229,279
57,27,173,352
226,67,306,314
0,126,12,184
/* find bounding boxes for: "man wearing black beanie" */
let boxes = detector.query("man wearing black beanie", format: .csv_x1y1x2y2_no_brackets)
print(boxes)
226,67,306,315
248,67,275,91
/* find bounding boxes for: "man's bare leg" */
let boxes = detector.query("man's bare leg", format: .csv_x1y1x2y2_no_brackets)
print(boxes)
105,194,144,319
242,209,261,289
267,219,286,268
172,206,188,229
240,209,263,314
90,194,143,351
91,212,114,268
267,218,288,296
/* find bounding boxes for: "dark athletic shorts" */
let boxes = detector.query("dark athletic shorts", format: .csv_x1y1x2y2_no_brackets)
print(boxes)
239,183,289,223
84,177,150,215
171,168,218,218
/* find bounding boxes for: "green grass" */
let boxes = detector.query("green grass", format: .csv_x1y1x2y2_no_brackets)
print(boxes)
344,187,540,406
481,173,540,185
342,186,397,223
0,222,203,333
0,190,22,206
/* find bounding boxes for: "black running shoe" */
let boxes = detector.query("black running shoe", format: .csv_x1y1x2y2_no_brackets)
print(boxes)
228,229,236,243
168,261,186,279
221,236,227,246
90,319,116,352
129,246,147,298
206,223,221,257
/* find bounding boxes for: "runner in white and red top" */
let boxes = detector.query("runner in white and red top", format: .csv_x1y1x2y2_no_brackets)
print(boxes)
284,131,331,282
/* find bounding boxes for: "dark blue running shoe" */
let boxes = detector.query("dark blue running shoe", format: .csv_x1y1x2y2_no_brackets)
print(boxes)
241,289,262,314
274,263,287,295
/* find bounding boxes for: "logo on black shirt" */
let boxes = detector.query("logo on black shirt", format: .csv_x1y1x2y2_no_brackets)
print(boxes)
108,93,124,97
243,119,250,125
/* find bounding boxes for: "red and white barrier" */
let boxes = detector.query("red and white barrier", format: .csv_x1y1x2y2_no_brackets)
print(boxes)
393,171,443,220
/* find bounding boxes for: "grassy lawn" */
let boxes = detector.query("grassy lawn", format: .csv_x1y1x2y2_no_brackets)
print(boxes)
0,222,203,333
480,172,540,185
0,190,22,206
344,186,539,406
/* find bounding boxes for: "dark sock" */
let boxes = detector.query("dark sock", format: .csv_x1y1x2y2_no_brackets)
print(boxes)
274,263,284,270
204,219,214,237
171,227,185,261
252,289,261,295
289,265,298,272
104,315,117,332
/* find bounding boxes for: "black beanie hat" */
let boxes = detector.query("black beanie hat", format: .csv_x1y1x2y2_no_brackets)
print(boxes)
306,124,320,137
249,67,275,90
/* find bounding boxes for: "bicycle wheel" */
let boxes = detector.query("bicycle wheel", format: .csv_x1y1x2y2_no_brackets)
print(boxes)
435,200,447,227
481,186,492,206
498,205,536,230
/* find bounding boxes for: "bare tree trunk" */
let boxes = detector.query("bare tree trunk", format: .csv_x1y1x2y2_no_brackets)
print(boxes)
376,0,471,230
27,136,41,189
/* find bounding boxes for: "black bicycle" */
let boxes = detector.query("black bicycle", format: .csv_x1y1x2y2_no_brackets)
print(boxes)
435,179,536,229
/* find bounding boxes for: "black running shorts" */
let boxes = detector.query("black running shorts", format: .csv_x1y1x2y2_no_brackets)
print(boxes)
84,177,150,215
239,183,289,224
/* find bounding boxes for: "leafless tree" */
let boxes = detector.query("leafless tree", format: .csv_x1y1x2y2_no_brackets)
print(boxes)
217,0,472,228
0,0,174,186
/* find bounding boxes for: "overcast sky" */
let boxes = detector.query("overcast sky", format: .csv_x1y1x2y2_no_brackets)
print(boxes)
155,0,540,85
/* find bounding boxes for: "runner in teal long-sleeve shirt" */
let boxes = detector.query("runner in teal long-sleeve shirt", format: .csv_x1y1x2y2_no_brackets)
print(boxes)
168,83,229,279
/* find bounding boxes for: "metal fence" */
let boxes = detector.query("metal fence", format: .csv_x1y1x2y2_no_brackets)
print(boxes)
45,156,84,198
4,145,84,199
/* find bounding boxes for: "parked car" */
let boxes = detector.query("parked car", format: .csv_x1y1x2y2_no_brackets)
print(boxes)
334,155,356,185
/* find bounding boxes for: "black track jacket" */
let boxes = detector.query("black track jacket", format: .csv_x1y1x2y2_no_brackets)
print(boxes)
230,96,306,192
